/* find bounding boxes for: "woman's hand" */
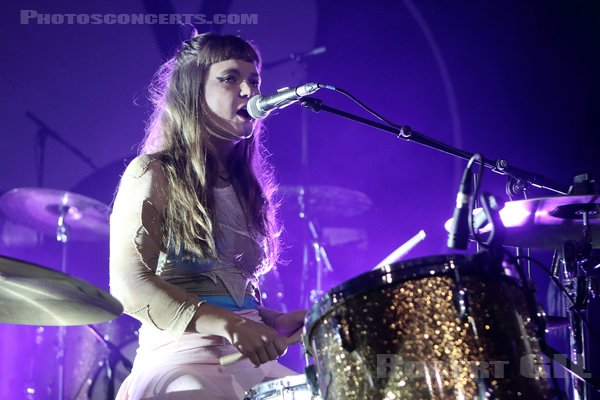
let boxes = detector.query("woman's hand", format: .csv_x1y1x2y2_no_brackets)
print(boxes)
273,309,307,339
224,315,289,367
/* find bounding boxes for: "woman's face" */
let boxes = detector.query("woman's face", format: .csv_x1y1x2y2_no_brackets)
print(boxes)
203,59,260,142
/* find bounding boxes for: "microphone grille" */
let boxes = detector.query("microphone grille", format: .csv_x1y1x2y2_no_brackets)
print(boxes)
247,95,265,119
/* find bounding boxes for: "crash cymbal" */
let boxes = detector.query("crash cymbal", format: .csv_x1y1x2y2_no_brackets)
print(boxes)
0,188,109,242
278,185,372,218
445,195,600,248
0,255,122,326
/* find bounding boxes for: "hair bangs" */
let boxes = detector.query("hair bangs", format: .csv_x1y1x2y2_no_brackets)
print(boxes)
201,35,262,70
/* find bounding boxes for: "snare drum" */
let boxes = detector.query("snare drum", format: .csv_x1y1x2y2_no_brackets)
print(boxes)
304,253,551,399
245,374,316,400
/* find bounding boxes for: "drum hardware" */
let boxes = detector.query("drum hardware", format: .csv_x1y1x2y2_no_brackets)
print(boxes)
451,265,470,321
0,188,117,399
551,209,599,398
498,173,600,399
65,316,139,400
301,188,566,398
305,217,333,305
471,182,600,398
541,173,600,400
286,186,333,310
26,111,98,189
294,85,599,398
84,323,134,399
303,364,321,399
244,374,319,400
278,185,372,306
298,96,569,197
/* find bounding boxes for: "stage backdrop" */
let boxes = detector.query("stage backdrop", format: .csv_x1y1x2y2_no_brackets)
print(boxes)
1,1,598,398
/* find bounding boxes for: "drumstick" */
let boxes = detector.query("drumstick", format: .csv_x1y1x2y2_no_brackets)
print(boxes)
219,328,303,366
372,229,426,270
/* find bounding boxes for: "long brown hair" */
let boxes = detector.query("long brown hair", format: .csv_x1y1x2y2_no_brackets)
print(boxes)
140,32,279,271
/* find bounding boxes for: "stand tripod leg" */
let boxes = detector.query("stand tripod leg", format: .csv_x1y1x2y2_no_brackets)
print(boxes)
569,276,590,400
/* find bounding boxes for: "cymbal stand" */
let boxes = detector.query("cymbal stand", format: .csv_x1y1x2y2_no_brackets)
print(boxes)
298,189,334,309
479,192,595,399
54,198,70,400
556,215,596,400
558,173,600,400
307,217,333,304
27,111,98,189
85,324,133,399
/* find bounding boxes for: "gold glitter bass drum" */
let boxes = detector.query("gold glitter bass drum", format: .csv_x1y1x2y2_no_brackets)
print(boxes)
303,253,552,399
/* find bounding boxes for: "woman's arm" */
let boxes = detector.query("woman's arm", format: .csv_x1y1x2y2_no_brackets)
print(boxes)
110,155,202,338
109,156,288,365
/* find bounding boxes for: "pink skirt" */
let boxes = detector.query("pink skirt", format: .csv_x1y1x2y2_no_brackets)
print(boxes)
116,309,297,400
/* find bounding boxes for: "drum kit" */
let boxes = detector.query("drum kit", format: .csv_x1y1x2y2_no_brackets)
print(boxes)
0,188,135,399
2,174,599,400
241,175,598,398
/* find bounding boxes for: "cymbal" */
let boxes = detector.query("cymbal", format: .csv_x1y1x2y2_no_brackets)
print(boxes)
0,188,110,242
278,185,372,218
0,255,122,326
445,195,600,248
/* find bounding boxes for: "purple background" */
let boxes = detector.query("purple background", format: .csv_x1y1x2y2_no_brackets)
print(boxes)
1,1,598,398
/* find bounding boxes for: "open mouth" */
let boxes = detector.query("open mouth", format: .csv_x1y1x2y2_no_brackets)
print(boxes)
236,107,252,121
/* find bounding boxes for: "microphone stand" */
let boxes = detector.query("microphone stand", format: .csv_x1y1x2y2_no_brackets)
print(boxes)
299,96,600,397
299,97,568,195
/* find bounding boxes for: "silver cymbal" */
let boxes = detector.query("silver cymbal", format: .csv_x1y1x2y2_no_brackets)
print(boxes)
495,195,599,248
0,255,122,326
445,195,600,248
0,187,110,241
278,185,372,218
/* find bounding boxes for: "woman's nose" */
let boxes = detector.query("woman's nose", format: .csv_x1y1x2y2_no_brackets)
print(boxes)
239,81,257,98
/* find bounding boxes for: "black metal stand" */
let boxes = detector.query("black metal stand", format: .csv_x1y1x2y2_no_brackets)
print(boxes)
85,324,133,399
298,94,600,399
299,97,568,195
27,111,98,188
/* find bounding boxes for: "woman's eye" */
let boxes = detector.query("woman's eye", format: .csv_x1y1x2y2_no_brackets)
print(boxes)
217,75,236,84
250,80,260,87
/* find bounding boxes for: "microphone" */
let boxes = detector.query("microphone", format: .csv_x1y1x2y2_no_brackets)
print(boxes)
247,83,328,119
447,164,474,250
